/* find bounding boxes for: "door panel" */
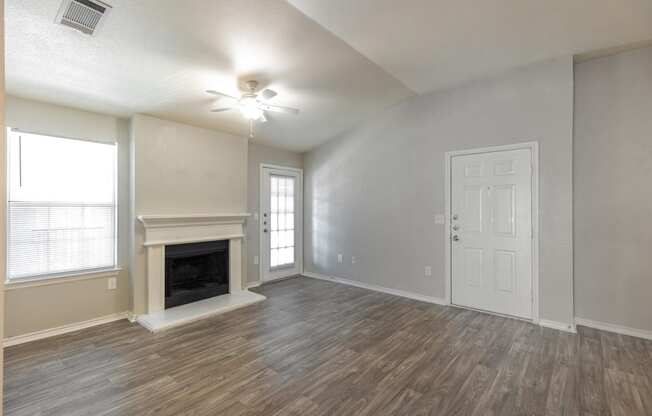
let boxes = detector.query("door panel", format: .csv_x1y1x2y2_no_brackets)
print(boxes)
464,186,484,233
464,248,484,287
261,167,302,282
492,184,515,237
494,249,516,293
451,148,532,319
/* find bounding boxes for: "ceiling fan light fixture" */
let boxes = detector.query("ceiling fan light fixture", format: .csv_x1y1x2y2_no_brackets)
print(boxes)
206,82,298,135
239,104,263,120
239,96,264,120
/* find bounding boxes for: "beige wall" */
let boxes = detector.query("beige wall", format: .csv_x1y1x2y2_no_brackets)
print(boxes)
574,46,652,332
304,57,575,327
4,96,130,338
129,115,247,314
246,143,303,285
5,96,125,144
1,1,6,408
5,276,129,337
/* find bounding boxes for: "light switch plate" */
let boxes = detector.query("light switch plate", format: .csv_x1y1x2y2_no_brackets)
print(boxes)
337,254,343,264
108,277,117,290
434,214,445,225
254,255,259,265
253,212,259,221
425,266,432,276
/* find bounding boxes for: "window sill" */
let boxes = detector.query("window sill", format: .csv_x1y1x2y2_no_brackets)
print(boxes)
5,268,123,291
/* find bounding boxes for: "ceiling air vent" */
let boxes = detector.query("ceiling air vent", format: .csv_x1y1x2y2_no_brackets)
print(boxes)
56,0,112,36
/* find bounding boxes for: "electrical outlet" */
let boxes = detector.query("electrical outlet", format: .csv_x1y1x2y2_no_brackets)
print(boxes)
425,266,432,276
351,256,356,264
337,254,343,264
254,255,259,265
108,277,117,290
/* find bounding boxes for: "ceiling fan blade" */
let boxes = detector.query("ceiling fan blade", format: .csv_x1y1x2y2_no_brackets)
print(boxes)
261,89,278,101
206,90,239,101
211,107,234,112
258,103,299,115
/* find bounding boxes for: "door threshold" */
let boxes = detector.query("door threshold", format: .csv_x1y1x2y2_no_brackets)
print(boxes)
451,302,533,323
262,274,302,285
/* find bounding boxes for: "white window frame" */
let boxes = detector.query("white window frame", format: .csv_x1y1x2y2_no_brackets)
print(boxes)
5,128,119,283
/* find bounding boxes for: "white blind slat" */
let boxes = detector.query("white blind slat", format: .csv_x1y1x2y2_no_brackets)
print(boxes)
7,129,117,280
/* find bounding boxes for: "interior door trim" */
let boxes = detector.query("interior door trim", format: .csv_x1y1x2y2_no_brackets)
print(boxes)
444,142,540,324
258,163,304,284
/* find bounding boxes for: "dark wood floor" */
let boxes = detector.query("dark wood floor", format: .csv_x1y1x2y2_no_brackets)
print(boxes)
4,277,652,416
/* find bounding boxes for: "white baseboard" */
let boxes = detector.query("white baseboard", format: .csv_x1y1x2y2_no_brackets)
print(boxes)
127,311,138,323
302,271,448,306
575,317,652,341
302,272,583,335
539,319,577,334
4,312,130,347
246,280,262,289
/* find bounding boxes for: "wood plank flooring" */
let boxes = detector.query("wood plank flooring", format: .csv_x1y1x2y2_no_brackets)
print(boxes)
4,276,652,415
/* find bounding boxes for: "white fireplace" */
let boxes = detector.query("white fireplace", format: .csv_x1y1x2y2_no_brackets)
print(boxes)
135,213,265,331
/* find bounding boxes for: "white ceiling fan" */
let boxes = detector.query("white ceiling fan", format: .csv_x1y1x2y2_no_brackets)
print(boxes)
206,80,299,139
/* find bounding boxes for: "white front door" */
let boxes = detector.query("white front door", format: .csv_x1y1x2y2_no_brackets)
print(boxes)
451,148,533,319
261,166,303,282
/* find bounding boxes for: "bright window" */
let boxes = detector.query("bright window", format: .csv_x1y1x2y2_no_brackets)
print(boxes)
6,129,117,280
269,175,295,268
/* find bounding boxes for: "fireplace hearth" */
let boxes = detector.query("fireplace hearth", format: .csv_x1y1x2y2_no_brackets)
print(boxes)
165,240,229,309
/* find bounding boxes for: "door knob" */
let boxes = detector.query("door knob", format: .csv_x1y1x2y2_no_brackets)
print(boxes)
452,235,460,241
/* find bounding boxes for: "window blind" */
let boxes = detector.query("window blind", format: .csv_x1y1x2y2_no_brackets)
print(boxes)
7,129,117,280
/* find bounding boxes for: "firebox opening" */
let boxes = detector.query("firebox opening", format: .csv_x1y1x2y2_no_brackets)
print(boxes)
164,240,229,309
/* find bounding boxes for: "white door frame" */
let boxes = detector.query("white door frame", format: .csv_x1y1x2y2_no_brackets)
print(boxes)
444,141,540,323
259,163,304,282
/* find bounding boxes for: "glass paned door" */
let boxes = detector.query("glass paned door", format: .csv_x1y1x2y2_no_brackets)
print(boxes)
261,166,302,281
270,175,295,268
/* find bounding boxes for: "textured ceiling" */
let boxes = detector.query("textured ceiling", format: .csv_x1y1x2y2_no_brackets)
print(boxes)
7,1,652,152
288,0,652,94
5,0,413,152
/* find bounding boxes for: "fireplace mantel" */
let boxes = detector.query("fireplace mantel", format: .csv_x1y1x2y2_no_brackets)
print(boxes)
138,213,250,228
136,212,264,331
138,213,250,247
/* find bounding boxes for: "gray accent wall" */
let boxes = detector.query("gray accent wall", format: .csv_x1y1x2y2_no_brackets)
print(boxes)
304,57,575,326
574,47,652,331
246,143,303,286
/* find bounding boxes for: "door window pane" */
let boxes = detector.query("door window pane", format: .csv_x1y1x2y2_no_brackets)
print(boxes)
271,213,278,231
269,174,296,268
